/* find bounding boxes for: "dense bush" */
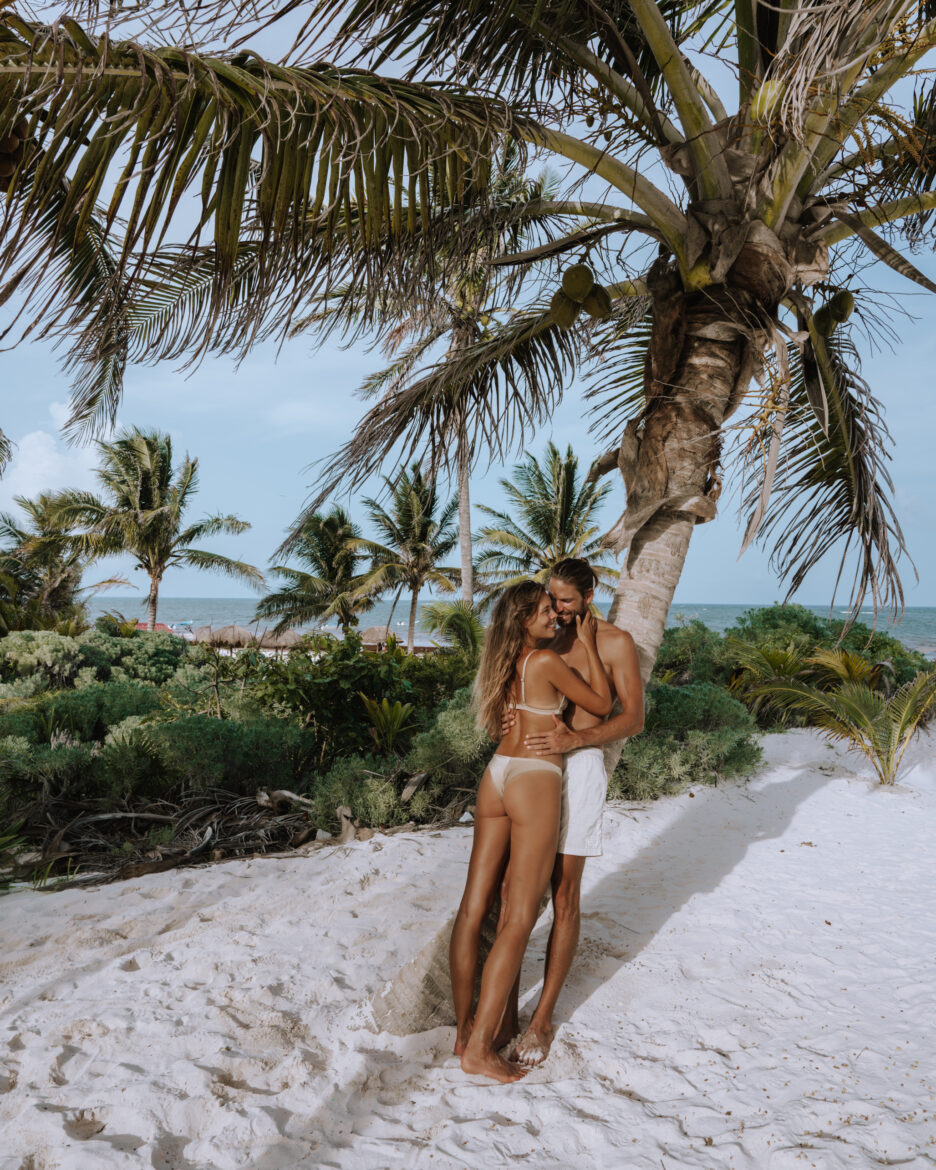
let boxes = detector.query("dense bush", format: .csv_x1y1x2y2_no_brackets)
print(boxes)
609,682,762,801
252,633,474,769
0,683,163,744
652,620,734,687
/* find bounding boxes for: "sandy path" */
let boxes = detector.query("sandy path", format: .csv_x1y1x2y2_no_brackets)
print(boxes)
1,729,934,1169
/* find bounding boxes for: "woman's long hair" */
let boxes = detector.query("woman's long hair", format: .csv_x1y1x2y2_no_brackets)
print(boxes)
474,580,547,739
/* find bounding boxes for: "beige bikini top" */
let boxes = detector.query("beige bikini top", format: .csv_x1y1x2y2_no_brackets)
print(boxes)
509,650,567,716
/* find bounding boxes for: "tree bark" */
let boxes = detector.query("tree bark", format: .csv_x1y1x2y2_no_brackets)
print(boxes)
457,429,473,603
407,585,419,653
146,576,161,631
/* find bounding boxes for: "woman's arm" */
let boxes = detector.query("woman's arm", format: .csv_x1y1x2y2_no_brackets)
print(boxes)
540,618,612,716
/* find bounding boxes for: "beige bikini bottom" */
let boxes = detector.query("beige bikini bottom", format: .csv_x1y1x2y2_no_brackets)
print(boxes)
486,753,562,798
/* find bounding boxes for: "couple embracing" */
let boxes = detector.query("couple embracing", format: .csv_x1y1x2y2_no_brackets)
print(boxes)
450,558,645,1083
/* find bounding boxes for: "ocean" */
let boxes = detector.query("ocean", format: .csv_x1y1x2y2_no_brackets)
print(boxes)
85,596,936,659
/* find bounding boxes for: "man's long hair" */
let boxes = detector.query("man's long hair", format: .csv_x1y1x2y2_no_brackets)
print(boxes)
550,557,597,597
474,580,546,740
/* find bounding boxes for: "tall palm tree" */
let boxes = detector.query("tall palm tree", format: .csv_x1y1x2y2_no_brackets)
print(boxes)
9,2,936,703
56,428,262,629
474,442,616,596
282,0,936,700
0,492,125,621
355,464,460,652
255,506,373,634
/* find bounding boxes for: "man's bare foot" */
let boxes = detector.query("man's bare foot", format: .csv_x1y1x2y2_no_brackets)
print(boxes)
493,1014,519,1052
460,1046,528,1083
515,1022,554,1066
454,1017,473,1056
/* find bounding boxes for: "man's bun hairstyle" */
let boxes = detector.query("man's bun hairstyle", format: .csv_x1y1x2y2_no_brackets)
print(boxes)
550,557,597,597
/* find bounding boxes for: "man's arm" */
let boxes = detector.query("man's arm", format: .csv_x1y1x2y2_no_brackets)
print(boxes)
523,629,644,754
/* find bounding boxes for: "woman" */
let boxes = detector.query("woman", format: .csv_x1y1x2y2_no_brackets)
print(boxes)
450,580,612,1082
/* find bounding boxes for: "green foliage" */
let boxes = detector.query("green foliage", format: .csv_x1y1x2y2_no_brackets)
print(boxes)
404,686,493,788
652,620,734,687
0,683,162,744
306,754,408,831
750,665,936,785
421,599,484,659
0,630,84,689
359,693,417,754
609,682,762,801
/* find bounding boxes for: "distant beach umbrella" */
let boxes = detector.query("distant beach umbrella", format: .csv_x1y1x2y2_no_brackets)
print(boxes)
205,624,257,647
360,626,392,647
191,625,214,642
258,628,303,650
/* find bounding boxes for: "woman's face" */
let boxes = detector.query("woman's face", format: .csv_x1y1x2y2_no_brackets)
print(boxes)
524,593,557,640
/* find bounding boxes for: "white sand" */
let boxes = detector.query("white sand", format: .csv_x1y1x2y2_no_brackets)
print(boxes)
1,729,935,1169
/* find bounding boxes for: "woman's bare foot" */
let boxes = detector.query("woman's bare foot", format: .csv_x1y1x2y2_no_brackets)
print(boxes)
515,1022,554,1066
453,1017,474,1056
461,1045,528,1083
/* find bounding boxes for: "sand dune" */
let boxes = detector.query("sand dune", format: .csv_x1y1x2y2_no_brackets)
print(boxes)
1,729,934,1169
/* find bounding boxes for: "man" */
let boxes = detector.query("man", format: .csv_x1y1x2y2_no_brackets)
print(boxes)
499,557,644,1064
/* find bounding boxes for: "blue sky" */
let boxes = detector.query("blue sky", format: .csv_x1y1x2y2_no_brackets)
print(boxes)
2,262,934,609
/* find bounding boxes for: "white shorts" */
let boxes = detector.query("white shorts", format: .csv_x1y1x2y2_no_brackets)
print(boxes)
557,747,607,857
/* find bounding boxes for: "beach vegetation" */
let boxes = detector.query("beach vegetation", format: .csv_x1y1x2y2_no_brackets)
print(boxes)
749,667,936,785
360,694,418,755
421,600,485,661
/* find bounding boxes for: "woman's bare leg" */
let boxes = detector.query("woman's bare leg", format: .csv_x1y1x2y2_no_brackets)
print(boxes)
449,770,511,1055
461,769,560,1083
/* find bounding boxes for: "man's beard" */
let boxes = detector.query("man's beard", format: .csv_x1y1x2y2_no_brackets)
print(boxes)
556,603,587,627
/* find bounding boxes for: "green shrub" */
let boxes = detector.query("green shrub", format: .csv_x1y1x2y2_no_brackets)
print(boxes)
652,620,734,687
148,715,317,795
0,683,162,744
404,687,492,780
306,754,410,831
0,630,84,689
609,682,761,800
78,629,188,685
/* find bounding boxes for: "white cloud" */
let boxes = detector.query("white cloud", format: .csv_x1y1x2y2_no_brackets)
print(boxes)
0,406,98,514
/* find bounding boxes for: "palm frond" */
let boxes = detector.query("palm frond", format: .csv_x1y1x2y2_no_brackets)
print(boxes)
739,325,910,617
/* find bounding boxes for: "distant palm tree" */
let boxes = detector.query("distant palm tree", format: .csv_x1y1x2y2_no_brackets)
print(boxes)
475,442,617,597
0,492,125,622
255,506,373,634
355,464,460,652
421,598,485,660
56,427,262,630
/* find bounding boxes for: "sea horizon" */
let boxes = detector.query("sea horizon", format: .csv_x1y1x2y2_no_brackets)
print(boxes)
86,596,936,658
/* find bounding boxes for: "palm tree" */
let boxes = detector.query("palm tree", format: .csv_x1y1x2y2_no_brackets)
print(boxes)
474,442,616,597
11,1,936,705
328,147,560,605
277,0,936,699
0,492,126,622
255,507,373,634
56,428,262,630
355,464,460,652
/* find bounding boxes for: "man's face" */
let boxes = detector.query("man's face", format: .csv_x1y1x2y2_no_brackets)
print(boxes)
548,576,592,628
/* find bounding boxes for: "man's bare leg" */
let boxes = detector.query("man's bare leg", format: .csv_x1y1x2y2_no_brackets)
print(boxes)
515,852,586,1066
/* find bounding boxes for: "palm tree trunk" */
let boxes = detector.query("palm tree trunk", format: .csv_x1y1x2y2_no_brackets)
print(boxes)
457,429,474,603
407,585,419,653
604,271,764,769
146,576,160,631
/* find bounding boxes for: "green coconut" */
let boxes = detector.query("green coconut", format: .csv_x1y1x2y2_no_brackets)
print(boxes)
551,289,581,330
0,135,19,154
582,284,613,320
827,289,855,323
561,263,595,303
811,305,835,337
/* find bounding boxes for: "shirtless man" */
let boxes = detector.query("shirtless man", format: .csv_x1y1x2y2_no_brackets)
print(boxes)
499,557,644,1064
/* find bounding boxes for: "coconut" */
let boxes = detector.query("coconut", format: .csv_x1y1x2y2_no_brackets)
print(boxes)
811,305,835,337
551,289,581,330
0,135,19,154
0,157,15,179
827,289,855,323
561,263,594,303
582,284,613,320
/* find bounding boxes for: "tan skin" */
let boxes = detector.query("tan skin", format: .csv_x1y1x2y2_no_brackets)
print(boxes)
449,593,613,1083
497,576,644,1064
